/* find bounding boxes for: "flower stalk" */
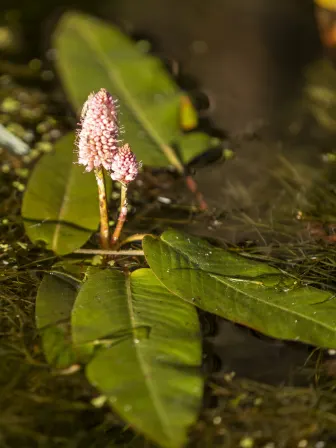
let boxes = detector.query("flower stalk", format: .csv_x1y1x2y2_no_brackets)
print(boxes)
94,167,110,249
76,89,139,250
111,183,128,247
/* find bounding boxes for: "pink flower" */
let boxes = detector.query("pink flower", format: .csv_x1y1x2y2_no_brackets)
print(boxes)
111,144,139,184
76,88,119,171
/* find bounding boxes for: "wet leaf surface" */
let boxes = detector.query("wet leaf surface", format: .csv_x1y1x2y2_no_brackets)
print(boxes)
143,229,336,348
72,268,203,448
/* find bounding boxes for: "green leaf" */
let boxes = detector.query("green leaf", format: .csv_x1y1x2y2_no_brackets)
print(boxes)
22,133,110,255
143,230,336,349
179,95,198,131
53,11,218,169
72,268,202,448
36,272,79,368
177,133,220,164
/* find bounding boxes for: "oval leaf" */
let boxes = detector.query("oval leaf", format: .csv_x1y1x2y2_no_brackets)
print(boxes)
143,230,336,349
53,12,218,169
22,133,109,255
36,272,78,368
72,268,202,448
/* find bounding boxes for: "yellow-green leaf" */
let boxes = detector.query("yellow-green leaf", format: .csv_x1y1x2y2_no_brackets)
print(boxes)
72,268,203,448
22,133,110,255
143,230,336,349
53,12,217,169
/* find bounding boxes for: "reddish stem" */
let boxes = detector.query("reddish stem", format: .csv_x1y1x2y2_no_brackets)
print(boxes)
185,175,208,211
111,184,128,247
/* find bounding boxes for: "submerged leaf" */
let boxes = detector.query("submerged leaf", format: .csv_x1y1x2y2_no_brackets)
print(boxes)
22,133,110,255
53,12,218,169
72,268,202,448
143,230,336,349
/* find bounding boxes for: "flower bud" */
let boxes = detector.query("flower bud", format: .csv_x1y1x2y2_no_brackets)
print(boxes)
111,144,139,184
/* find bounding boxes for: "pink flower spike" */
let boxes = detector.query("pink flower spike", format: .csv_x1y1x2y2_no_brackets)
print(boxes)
76,88,119,172
111,144,139,184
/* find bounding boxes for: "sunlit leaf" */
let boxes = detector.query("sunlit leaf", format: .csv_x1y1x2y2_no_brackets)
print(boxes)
315,0,336,11
22,133,110,255
53,12,218,170
72,268,202,448
177,132,220,164
179,95,198,131
143,230,336,349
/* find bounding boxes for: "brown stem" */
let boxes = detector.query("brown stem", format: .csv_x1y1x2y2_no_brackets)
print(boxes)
94,168,110,249
111,183,128,247
185,175,208,211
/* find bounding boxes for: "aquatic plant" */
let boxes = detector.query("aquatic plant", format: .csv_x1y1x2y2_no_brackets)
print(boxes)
11,10,336,448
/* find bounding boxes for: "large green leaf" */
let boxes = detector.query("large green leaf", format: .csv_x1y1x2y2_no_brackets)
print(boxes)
36,271,79,368
72,268,202,448
143,230,336,349
53,11,218,170
22,133,110,255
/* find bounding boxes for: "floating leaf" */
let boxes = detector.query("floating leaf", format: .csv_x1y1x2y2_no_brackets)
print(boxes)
22,133,110,255
143,230,336,349
53,12,218,169
72,268,202,448
36,271,79,368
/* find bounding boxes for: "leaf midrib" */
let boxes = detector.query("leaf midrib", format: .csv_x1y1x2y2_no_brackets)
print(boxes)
161,236,336,333
125,271,173,441
70,18,184,173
